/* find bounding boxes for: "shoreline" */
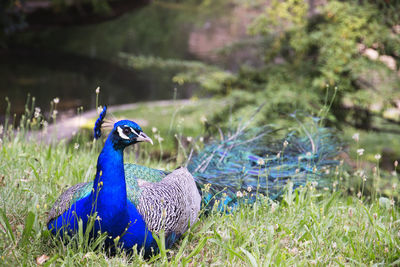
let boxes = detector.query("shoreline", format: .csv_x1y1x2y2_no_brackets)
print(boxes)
36,99,194,142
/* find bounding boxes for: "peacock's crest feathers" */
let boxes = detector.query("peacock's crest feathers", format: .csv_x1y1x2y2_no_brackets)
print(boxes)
94,106,107,139
93,105,121,139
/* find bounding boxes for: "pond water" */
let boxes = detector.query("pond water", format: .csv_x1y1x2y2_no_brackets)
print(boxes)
0,2,207,118
1,1,252,121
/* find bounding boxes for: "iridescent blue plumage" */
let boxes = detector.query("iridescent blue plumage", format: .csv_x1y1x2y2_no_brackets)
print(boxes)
48,107,340,256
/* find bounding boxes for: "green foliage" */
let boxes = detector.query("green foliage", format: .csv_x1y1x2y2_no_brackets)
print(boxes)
169,0,400,130
120,53,236,93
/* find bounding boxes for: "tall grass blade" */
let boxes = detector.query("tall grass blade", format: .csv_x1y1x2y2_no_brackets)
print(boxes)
19,211,35,247
0,207,15,244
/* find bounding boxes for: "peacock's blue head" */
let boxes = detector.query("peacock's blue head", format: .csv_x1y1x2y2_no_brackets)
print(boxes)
94,106,153,149
111,120,153,148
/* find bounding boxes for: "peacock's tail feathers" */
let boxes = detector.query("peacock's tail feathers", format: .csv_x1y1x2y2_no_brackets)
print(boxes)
187,123,340,209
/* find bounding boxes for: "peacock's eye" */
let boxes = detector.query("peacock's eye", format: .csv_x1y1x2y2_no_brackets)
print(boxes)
123,128,131,135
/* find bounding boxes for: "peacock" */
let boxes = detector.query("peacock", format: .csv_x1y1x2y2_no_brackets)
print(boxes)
47,106,339,255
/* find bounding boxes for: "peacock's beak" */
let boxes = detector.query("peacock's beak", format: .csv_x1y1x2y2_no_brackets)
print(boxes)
136,132,153,145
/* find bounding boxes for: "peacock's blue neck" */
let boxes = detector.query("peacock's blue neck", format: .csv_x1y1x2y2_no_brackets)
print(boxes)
92,137,128,227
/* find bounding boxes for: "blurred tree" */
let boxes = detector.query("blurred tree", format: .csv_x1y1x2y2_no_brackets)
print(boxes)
178,0,400,131
0,0,149,35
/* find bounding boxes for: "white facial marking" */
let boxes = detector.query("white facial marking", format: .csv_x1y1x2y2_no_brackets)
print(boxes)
117,126,130,140
130,127,139,136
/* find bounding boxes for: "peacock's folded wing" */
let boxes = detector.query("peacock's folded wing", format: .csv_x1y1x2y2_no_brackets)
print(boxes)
47,182,93,223
124,163,169,206
135,167,201,236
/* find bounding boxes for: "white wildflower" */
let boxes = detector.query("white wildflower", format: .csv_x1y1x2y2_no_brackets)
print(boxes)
332,242,337,249
271,202,277,212
283,140,289,148
152,127,158,133
156,135,164,143
357,191,362,198
236,191,243,198
352,133,359,142
199,137,204,142
53,97,59,104
247,186,252,192
200,116,207,123
257,158,265,165
74,143,79,150
34,107,41,118
375,154,381,160
357,148,364,156
95,87,100,94
187,136,193,143
395,160,398,167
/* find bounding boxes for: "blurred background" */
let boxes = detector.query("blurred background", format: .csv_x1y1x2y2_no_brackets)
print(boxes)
1,0,400,168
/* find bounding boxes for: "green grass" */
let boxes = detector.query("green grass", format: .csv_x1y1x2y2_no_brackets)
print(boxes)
0,102,399,266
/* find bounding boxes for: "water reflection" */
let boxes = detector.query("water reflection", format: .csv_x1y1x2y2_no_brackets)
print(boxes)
0,48,191,118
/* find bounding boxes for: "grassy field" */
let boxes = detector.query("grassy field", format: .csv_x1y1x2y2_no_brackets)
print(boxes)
0,100,399,266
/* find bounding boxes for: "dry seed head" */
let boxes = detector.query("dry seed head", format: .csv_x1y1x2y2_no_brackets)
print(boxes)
348,208,353,218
